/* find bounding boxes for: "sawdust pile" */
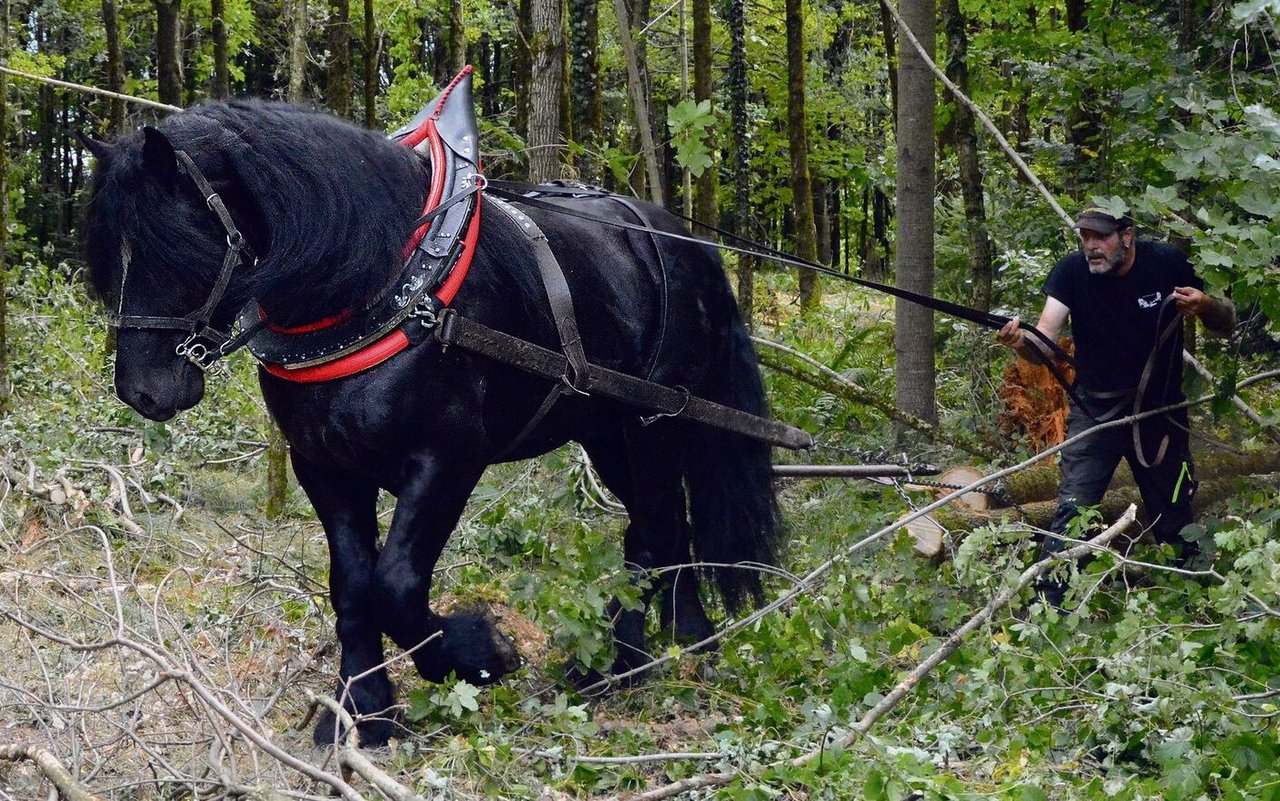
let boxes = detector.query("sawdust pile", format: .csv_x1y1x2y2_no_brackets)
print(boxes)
1000,337,1075,453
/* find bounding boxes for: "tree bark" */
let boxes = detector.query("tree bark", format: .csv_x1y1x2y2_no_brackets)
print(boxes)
786,0,820,312
362,0,375,126
528,0,565,182
102,0,127,128
892,0,938,428
613,0,663,204
287,0,309,104
692,0,716,228
939,0,991,313
153,0,183,107
728,0,753,324
568,0,602,181
448,0,466,77
1063,0,1101,190
210,0,229,99
326,0,351,117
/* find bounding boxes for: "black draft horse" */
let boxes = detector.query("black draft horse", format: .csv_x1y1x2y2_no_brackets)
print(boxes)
82,100,780,746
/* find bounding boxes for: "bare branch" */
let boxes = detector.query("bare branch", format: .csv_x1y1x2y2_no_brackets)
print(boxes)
0,744,106,801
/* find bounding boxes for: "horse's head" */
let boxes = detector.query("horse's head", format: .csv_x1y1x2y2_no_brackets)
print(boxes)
84,117,264,421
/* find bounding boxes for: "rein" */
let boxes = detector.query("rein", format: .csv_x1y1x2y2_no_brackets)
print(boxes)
483,181,1102,417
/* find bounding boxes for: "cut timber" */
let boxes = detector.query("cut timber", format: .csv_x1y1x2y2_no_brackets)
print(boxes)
900,513,947,557
938,467,989,511
909,473,1274,557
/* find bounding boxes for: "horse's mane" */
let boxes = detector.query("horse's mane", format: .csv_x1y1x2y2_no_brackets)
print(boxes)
88,101,428,326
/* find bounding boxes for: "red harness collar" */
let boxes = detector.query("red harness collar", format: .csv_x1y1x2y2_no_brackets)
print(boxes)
260,68,482,383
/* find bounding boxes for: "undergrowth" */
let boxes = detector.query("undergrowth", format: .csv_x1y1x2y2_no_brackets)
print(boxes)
2,263,1278,800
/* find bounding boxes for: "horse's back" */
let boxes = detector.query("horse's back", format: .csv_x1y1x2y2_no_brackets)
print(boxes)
473,193,731,385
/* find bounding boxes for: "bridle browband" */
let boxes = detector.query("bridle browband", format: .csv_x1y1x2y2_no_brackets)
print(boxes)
108,149,264,370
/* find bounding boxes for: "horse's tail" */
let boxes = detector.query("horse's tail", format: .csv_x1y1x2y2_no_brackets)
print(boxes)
683,267,782,614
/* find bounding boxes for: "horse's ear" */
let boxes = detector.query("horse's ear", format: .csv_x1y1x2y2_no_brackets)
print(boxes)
141,126,179,184
77,131,113,161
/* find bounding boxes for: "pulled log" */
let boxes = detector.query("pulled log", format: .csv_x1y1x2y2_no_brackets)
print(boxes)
906,473,1273,557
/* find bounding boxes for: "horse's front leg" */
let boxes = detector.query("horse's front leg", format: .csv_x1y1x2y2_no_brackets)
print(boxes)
376,453,520,685
291,458,393,746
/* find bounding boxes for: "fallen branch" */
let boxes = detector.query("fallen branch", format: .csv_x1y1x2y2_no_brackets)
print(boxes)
608,506,1138,800
818,505,1137,756
0,743,106,801
309,696,427,801
523,749,725,765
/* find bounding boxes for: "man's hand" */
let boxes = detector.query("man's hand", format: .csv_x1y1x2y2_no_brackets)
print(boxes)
996,316,1026,349
1172,286,1210,318
1174,286,1237,335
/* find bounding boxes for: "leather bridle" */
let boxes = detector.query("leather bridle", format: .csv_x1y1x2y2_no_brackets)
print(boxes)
108,149,263,370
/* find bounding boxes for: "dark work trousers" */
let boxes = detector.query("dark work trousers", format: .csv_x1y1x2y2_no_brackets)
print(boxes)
1042,402,1198,560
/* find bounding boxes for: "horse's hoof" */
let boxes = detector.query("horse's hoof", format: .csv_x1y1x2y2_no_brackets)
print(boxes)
420,608,522,684
311,709,397,749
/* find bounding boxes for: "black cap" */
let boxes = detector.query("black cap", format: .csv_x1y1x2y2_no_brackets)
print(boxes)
1074,208,1133,235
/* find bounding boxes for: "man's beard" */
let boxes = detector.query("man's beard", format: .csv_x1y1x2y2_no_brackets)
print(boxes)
1087,244,1127,275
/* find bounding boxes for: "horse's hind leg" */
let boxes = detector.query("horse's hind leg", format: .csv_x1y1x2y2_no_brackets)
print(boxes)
292,459,395,746
582,426,714,677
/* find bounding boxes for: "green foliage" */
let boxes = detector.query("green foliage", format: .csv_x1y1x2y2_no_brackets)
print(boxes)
3,1,1280,798
666,98,714,177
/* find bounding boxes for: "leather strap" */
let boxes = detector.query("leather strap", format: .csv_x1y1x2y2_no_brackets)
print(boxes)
486,194,590,390
434,309,813,451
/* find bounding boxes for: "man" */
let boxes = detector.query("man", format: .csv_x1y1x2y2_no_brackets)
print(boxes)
996,208,1235,598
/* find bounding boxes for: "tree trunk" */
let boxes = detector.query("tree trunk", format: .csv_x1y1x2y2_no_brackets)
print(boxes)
210,0,229,99
692,0,716,228
269,0,311,518
265,415,290,519
287,0,309,104
326,0,351,117
448,0,466,77
102,0,127,129
515,0,531,146
1063,0,1101,190
153,0,183,107
613,0,663,204
728,0,752,324
939,0,991,313
0,0,10,415
568,0,602,181
785,0,820,312
880,0,898,120
363,0,375,126
893,0,938,428
528,0,565,182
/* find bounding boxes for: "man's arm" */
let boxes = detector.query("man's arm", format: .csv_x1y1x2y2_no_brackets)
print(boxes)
1173,286,1236,337
996,297,1070,363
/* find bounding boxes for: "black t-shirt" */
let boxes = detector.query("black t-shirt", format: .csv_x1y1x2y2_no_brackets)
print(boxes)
1042,240,1203,403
